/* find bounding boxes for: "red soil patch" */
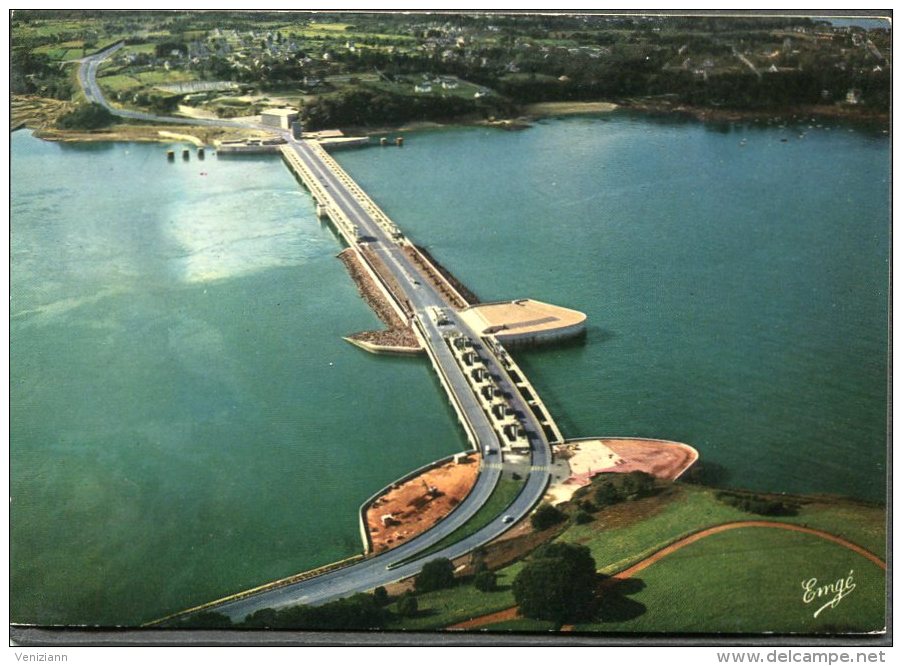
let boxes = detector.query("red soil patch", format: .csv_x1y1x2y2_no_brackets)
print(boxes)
602,438,698,480
366,455,480,553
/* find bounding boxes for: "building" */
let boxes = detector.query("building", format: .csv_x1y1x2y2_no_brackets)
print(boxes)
261,108,299,130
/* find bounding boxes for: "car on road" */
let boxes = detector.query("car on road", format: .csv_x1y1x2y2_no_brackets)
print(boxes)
502,515,514,524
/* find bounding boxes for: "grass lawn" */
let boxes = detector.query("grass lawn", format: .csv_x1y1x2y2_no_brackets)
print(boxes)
388,483,885,632
13,19,87,40
384,568,519,631
121,43,158,55
557,485,885,575
136,69,197,85
97,74,144,93
362,78,483,102
568,528,886,634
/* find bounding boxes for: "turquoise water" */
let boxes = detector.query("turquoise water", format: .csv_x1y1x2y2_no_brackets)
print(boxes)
10,132,464,625
10,114,888,626
336,114,889,501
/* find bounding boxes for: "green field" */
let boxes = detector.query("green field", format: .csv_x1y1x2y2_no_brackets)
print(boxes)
135,69,197,85
566,528,886,634
97,74,143,92
482,528,886,634
13,19,87,40
121,43,158,55
558,485,886,575
363,77,483,101
385,568,519,631
34,47,85,60
388,484,885,632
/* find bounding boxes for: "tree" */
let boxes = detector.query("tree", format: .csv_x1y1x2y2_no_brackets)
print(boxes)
175,611,232,628
240,594,386,630
473,571,497,592
593,479,622,506
512,542,599,624
620,471,656,499
396,592,418,617
573,510,594,525
56,103,115,130
373,586,389,606
414,557,456,593
593,471,657,507
530,503,565,531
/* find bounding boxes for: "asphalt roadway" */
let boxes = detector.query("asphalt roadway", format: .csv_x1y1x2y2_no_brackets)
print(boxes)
76,44,554,622
78,43,256,128
206,140,553,621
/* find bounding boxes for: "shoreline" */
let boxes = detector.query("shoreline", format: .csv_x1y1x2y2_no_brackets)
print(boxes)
15,96,888,145
622,98,891,128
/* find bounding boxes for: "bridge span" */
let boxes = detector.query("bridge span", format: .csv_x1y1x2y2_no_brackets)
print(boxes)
191,136,562,621
77,45,579,624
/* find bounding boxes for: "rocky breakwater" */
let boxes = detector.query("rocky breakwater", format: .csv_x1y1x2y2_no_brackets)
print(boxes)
338,248,421,354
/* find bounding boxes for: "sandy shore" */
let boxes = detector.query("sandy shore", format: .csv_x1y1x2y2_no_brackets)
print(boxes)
32,123,271,146
521,101,619,118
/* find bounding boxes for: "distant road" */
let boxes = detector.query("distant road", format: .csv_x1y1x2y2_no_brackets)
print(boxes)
77,43,257,128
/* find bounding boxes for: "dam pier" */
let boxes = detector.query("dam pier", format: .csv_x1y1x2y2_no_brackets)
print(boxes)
78,44,697,627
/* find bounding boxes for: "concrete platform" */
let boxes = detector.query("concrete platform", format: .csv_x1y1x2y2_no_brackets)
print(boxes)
459,299,587,345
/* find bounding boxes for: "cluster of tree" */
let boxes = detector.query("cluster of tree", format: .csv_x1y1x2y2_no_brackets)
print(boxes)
172,611,233,629
715,490,799,516
10,49,74,100
414,557,456,593
241,592,388,630
154,41,189,58
56,103,115,129
512,542,600,624
530,503,566,531
300,88,514,130
671,68,890,111
592,471,657,507
132,90,181,113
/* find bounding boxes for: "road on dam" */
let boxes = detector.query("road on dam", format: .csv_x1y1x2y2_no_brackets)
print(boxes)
78,43,556,621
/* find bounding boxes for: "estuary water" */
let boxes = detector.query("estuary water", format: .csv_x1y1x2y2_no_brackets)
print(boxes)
10,113,888,625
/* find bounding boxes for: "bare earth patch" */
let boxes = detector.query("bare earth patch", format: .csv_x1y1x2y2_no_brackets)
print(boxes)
366,454,480,553
546,438,698,504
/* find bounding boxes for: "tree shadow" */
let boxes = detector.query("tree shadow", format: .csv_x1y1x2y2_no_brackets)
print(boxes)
679,459,732,487
595,577,647,623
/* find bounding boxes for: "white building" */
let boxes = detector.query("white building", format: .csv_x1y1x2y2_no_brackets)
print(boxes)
261,108,299,130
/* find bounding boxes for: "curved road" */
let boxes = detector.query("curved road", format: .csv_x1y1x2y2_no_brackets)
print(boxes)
79,43,257,128
76,45,557,621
